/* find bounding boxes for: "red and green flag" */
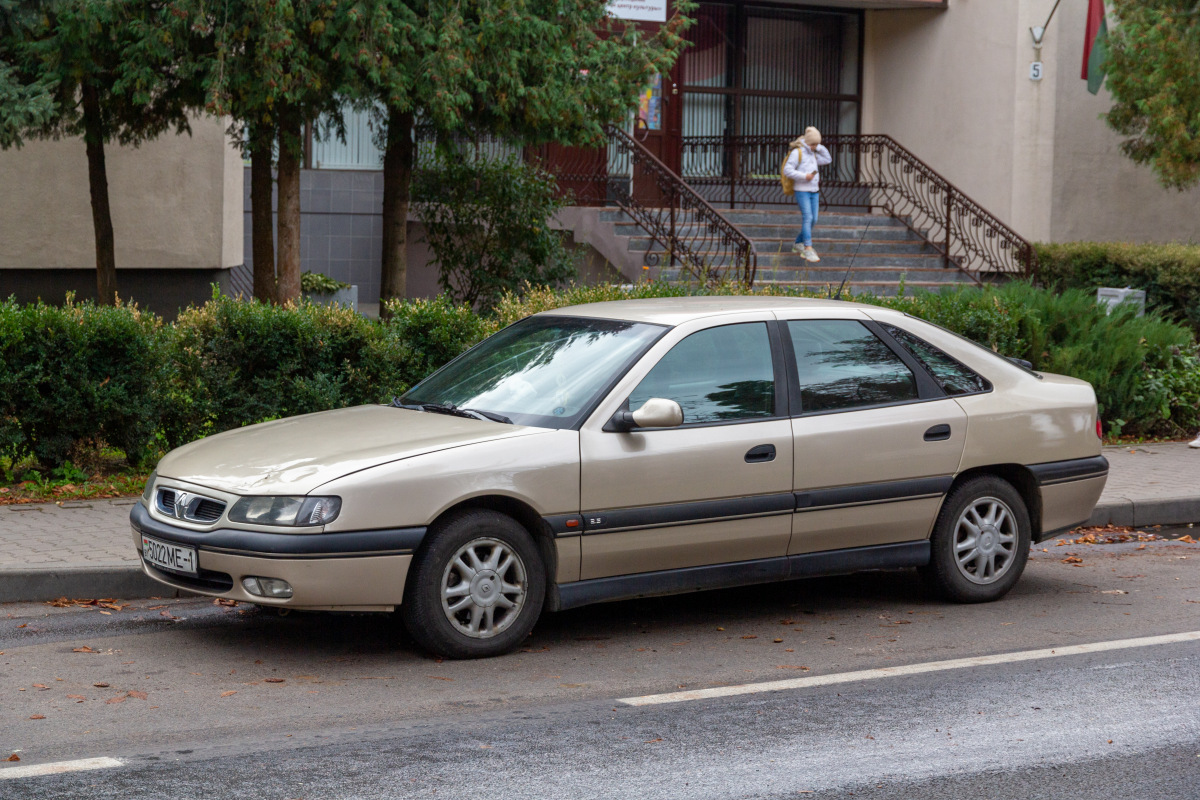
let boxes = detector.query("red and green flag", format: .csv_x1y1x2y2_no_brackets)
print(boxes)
1082,0,1109,94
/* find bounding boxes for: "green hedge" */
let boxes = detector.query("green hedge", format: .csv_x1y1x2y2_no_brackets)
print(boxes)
1035,241,1200,333
2,280,1197,470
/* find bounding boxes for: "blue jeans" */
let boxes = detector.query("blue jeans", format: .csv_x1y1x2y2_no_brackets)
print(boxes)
793,190,819,247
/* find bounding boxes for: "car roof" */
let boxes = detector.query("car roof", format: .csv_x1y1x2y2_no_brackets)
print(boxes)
540,295,882,326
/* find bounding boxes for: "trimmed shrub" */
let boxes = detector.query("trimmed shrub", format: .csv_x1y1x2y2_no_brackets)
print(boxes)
164,292,403,444
1035,241,1200,333
0,296,166,467
377,294,496,389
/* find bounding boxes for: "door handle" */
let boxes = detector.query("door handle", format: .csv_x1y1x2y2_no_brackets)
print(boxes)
924,424,952,442
745,444,776,463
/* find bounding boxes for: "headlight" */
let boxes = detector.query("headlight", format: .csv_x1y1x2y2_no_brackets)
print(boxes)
141,471,157,503
227,496,342,527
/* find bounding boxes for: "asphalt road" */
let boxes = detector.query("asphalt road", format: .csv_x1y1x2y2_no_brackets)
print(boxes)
2,541,1198,799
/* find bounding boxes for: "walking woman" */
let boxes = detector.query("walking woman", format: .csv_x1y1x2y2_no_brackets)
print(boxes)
783,127,832,262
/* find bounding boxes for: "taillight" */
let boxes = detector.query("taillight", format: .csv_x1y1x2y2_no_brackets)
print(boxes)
1096,419,1104,439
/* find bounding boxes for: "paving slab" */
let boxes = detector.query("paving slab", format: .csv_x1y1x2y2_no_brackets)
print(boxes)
0,443,1196,603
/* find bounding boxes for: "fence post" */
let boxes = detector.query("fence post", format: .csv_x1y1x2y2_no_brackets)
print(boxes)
729,137,738,209
943,186,953,270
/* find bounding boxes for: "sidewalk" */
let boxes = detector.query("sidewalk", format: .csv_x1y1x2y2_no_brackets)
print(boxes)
1,444,1197,603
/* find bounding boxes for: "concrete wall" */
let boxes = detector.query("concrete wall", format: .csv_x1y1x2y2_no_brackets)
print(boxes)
0,116,242,284
862,0,1199,245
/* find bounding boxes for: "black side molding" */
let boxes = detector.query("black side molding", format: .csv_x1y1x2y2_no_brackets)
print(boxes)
1028,456,1109,486
130,502,426,558
795,476,952,511
553,541,930,610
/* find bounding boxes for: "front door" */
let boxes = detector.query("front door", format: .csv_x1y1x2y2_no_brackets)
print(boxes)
579,319,793,580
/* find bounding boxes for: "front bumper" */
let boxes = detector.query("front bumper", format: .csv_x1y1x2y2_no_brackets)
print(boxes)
130,502,424,610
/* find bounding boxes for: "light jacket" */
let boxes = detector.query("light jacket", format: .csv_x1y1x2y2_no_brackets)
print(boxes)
783,142,832,193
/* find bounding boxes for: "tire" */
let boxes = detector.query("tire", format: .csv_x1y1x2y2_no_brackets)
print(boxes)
402,509,545,659
920,475,1031,603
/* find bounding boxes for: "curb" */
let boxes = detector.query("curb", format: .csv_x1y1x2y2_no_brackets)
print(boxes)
1086,497,1200,529
0,565,186,604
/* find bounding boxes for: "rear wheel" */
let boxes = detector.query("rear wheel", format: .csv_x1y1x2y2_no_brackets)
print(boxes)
921,476,1030,603
402,509,545,658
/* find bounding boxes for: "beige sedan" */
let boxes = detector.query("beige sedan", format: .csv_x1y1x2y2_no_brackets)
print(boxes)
132,297,1107,658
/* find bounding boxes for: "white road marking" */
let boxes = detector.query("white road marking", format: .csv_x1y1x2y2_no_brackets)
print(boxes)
618,629,1200,706
0,757,123,780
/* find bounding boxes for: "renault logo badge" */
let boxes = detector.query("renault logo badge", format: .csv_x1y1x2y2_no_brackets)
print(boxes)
174,492,191,519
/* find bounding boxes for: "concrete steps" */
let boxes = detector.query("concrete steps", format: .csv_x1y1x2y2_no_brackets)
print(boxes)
609,207,974,296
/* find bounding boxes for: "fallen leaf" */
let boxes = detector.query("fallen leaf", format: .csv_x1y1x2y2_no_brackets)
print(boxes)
16,624,26,629
32,683,48,690
98,611,111,616
716,627,725,631
220,690,237,698
777,665,810,670
773,638,783,643
644,738,663,743
29,714,45,720
128,690,148,700
213,598,238,607
72,646,95,653
159,610,179,620
264,678,286,683
1062,556,1083,564
4,754,18,762
146,605,166,610
106,695,125,704
93,682,110,688
741,635,758,640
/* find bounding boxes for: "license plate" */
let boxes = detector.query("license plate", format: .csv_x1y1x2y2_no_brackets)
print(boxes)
141,535,198,576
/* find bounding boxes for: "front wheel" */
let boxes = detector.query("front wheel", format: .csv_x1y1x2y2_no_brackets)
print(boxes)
921,476,1031,603
402,509,545,658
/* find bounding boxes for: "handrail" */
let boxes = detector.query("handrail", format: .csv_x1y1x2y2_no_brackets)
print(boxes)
531,125,758,286
679,134,1037,281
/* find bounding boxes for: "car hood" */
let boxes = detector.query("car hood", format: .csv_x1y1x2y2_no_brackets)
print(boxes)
156,405,547,496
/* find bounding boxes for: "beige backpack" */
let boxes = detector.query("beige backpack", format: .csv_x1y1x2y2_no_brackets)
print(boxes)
780,148,799,197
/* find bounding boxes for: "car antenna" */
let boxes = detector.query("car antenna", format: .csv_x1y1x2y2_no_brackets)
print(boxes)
832,218,872,302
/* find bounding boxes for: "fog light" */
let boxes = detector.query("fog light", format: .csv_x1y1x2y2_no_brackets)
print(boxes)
241,576,294,599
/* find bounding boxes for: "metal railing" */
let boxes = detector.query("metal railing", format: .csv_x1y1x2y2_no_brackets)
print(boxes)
679,134,1037,280
531,125,757,286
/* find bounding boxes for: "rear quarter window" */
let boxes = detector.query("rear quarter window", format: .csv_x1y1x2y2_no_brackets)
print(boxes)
882,324,992,396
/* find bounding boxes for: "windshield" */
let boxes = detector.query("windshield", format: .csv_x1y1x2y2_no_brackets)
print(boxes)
400,315,667,429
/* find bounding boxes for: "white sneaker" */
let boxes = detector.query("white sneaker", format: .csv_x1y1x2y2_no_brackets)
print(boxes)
804,246,821,263
1189,435,1200,449
791,242,804,254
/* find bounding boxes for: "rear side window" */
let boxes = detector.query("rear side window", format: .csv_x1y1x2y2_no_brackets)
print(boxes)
786,320,918,413
883,324,992,396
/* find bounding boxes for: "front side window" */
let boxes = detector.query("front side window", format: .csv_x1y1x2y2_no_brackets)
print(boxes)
402,316,666,429
787,320,918,413
628,322,776,425
883,324,991,396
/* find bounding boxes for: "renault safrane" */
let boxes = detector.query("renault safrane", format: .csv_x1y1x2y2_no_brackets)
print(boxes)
132,297,1108,658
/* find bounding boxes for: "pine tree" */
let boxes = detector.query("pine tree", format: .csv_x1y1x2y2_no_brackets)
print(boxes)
1105,0,1200,189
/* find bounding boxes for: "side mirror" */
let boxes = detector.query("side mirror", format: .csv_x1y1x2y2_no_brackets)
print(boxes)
606,398,684,432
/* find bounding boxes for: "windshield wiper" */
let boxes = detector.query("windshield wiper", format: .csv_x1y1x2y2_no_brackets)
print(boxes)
389,399,511,424
461,408,513,424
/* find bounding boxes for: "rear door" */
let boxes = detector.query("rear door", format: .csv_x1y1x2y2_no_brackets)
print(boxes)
578,316,794,579
780,315,967,554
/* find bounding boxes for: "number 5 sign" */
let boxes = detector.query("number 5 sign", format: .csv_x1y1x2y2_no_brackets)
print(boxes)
1030,61,1044,82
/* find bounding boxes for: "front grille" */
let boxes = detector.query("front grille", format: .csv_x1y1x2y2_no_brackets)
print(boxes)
155,488,227,524
191,499,225,522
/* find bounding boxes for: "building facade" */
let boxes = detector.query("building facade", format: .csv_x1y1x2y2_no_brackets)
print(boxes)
1,0,1196,312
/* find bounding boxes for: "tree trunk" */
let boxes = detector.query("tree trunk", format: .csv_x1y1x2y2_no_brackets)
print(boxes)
275,105,303,305
249,122,276,302
81,83,117,306
380,108,415,320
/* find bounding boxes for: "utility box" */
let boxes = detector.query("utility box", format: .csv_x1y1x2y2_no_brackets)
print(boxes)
1097,287,1146,316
